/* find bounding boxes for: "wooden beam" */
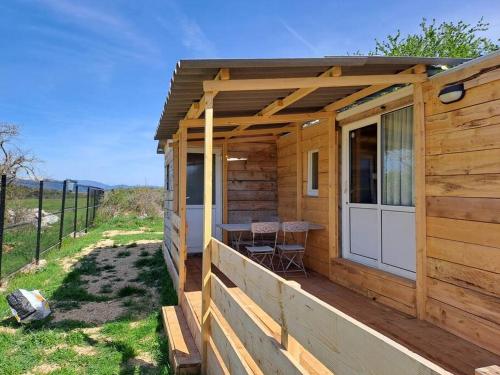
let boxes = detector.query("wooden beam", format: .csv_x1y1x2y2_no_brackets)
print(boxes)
414,82,427,319
257,66,342,117
187,125,296,140
321,65,426,112
296,123,302,221
203,73,426,92
227,135,278,143
201,92,214,373
180,112,331,128
178,126,188,296
185,68,229,119
227,67,341,138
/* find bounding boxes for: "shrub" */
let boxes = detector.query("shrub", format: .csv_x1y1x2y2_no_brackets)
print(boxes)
96,188,163,221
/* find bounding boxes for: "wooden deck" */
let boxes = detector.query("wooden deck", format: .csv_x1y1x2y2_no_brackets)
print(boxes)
183,255,500,375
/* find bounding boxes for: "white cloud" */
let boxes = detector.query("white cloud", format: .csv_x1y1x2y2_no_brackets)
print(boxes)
279,19,320,55
40,0,159,58
156,2,217,57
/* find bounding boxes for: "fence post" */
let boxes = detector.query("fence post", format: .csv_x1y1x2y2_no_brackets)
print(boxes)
92,190,96,223
0,175,6,284
58,180,67,248
35,180,44,264
85,187,90,233
73,184,78,238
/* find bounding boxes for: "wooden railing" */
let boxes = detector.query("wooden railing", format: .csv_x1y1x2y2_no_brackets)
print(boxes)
206,238,453,375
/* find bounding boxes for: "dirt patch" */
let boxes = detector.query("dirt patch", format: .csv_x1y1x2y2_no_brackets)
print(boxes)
79,242,159,297
51,240,162,324
51,300,127,325
60,239,114,272
73,345,97,356
21,259,48,274
102,229,145,238
0,326,17,335
28,363,61,374
126,351,157,369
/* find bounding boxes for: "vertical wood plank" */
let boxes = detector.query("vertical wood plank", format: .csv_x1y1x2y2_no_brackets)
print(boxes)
296,123,302,220
201,92,214,373
222,141,228,244
414,82,427,319
327,113,339,277
178,126,188,296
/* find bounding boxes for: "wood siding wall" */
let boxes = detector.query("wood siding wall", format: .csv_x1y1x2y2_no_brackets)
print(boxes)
163,144,177,264
277,100,418,315
226,142,278,223
423,67,500,355
277,121,331,277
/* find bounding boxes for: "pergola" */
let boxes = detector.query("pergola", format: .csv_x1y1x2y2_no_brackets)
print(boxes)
154,55,467,369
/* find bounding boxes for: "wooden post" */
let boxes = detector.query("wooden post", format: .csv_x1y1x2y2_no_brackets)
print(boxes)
178,126,188,296
222,141,228,244
201,92,214,373
295,123,302,220
414,82,427,319
327,114,339,277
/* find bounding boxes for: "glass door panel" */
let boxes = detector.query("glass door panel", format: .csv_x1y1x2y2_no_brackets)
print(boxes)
349,124,378,204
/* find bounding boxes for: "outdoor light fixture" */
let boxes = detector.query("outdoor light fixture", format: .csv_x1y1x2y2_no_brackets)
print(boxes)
226,157,248,162
438,83,465,104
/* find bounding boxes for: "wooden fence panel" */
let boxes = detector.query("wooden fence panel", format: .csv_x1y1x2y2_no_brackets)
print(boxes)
210,310,253,375
211,238,452,375
211,273,305,375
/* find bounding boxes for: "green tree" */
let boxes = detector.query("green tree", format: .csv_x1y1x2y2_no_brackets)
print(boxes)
372,18,498,58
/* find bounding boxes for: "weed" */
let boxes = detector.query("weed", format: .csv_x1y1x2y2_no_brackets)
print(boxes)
117,285,146,298
116,250,131,258
101,264,115,271
99,283,113,294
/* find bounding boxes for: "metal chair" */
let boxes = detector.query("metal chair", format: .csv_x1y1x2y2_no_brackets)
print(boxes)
245,222,280,270
277,221,309,276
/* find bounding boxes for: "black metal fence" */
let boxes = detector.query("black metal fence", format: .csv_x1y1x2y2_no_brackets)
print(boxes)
0,176,104,283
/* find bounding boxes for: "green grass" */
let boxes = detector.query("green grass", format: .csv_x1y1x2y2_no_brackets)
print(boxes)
0,215,175,374
1,205,95,278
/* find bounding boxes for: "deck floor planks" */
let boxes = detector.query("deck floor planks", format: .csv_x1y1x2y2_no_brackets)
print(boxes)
182,255,500,375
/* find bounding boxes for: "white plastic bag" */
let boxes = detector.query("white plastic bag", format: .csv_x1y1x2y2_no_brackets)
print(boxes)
7,289,51,323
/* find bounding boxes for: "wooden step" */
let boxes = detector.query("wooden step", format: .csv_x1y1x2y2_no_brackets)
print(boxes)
162,306,201,375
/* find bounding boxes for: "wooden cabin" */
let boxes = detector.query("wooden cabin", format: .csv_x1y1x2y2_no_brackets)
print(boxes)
154,52,500,375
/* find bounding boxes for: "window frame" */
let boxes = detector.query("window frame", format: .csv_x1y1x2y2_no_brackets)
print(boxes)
307,149,319,197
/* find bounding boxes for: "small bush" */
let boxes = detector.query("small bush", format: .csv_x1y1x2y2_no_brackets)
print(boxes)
96,188,163,221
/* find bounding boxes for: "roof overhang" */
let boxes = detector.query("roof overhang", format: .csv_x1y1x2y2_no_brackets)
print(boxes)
154,55,468,148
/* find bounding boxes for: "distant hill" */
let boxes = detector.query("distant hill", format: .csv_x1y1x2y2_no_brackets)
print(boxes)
15,179,160,191
77,180,161,190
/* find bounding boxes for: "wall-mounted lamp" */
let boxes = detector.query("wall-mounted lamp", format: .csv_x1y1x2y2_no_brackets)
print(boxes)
226,157,248,162
438,83,465,104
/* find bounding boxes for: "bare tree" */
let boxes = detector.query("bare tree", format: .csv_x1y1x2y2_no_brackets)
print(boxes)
0,123,39,183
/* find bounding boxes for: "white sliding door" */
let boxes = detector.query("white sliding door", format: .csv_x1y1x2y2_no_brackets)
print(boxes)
342,106,416,279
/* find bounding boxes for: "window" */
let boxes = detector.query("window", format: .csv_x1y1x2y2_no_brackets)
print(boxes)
381,106,414,206
307,150,319,196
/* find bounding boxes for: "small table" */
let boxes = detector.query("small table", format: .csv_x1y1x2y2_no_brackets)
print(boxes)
217,222,325,251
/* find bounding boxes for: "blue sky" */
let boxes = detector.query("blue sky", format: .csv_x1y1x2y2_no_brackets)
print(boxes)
0,1,498,186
